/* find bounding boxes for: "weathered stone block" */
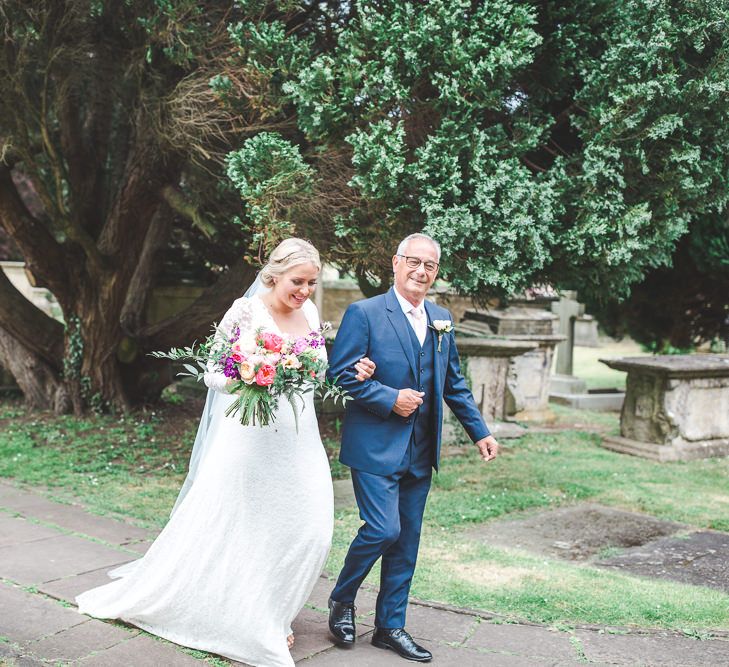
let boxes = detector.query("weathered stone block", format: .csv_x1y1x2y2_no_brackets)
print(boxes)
600,354,729,460
460,309,564,421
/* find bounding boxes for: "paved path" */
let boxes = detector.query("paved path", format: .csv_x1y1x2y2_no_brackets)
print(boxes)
1,480,728,666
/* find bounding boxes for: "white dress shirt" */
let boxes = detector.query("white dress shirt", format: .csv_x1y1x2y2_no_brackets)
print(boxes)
393,288,427,346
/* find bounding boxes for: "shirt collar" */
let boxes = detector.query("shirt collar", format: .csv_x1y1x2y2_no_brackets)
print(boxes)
393,287,424,315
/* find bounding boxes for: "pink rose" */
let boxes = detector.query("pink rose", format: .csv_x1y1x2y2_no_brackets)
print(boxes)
255,364,276,386
262,332,284,353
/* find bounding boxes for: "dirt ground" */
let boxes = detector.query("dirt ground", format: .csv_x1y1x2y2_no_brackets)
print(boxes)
465,503,686,561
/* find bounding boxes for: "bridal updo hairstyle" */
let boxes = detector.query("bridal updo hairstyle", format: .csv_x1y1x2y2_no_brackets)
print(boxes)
259,238,321,288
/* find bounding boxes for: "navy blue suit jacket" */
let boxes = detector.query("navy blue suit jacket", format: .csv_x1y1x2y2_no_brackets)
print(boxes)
327,288,490,475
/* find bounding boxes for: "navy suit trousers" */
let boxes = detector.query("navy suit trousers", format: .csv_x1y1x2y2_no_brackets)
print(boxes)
331,437,432,628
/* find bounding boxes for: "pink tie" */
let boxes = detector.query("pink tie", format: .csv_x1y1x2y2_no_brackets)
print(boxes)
410,306,427,346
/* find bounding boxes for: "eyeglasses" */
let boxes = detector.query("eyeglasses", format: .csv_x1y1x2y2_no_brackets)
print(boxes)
396,255,439,273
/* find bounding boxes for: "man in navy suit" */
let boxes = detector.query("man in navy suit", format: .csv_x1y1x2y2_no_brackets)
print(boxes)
327,233,499,662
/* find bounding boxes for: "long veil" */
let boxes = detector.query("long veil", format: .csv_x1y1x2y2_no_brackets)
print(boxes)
169,273,269,516
108,275,268,580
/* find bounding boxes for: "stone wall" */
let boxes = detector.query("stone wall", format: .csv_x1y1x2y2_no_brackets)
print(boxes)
320,280,485,328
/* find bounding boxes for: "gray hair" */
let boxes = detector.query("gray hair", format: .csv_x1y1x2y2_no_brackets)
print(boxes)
396,233,441,262
260,238,321,287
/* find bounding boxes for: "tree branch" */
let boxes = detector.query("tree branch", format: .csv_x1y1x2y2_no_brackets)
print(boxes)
0,325,70,412
160,184,216,238
98,123,181,267
141,257,257,350
521,156,548,173
120,204,174,336
0,266,65,371
0,165,71,300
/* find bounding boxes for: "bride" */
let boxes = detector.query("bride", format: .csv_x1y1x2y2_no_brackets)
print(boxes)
76,238,375,666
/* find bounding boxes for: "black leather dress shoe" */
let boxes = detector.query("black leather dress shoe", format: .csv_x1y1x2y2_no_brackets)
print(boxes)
372,627,432,662
328,597,356,646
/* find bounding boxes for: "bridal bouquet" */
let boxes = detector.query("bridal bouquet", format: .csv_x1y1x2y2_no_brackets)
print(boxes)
152,322,349,428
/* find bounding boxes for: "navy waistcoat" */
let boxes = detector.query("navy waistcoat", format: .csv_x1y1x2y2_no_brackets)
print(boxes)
405,319,436,452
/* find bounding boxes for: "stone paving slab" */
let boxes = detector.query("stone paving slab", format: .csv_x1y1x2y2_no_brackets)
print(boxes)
305,576,378,621
0,581,86,642
597,530,729,593
22,618,137,663
574,629,729,666
38,565,117,603
301,639,528,666
360,604,477,645
0,514,64,548
0,642,45,667
123,538,154,556
0,533,134,586
0,482,151,545
76,633,204,666
465,621,578,662
290,607,335,662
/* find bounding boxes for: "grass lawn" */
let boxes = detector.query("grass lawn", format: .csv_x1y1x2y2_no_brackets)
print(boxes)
571,336,649,390
2,396,728,632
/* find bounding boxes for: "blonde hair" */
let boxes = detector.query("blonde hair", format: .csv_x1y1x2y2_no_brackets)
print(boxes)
260,238,321,287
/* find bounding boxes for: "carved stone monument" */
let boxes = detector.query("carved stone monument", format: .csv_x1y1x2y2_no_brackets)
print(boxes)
600,354,729,461
575,314,599,347
551,291,584,376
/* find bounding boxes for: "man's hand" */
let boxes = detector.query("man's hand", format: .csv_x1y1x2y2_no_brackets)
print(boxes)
392,389,425,417
354,357,376,382
474,435,499,462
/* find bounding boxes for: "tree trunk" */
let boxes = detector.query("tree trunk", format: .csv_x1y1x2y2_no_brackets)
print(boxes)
0,326,70,413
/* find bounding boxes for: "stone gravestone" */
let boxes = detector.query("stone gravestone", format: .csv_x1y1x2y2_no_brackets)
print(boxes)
600,354,729,461
551,290,584,377
574,314,599,347
441,336,537,443
548,292,624,411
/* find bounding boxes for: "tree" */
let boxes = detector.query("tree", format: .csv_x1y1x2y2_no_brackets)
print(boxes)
0,1,286,412
2,1,728,412
224,0,728,308
586,213,729,351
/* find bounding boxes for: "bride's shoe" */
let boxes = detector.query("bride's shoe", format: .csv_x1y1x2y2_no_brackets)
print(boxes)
287,634,295,649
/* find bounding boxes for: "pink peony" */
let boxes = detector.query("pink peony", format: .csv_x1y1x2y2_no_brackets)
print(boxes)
255,364,276,386
230,342,245,363
262,332,284,353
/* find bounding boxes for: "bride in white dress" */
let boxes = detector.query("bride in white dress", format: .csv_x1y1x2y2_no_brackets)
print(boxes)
76,239,375,667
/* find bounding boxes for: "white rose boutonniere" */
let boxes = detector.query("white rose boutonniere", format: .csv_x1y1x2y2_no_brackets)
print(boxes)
430,319,454,352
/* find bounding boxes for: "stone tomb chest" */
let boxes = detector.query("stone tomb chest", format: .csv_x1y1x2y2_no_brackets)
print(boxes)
600,354,729,461
459,307,563,421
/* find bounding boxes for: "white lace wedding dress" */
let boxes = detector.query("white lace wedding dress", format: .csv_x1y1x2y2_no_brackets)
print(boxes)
76,295,334,667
